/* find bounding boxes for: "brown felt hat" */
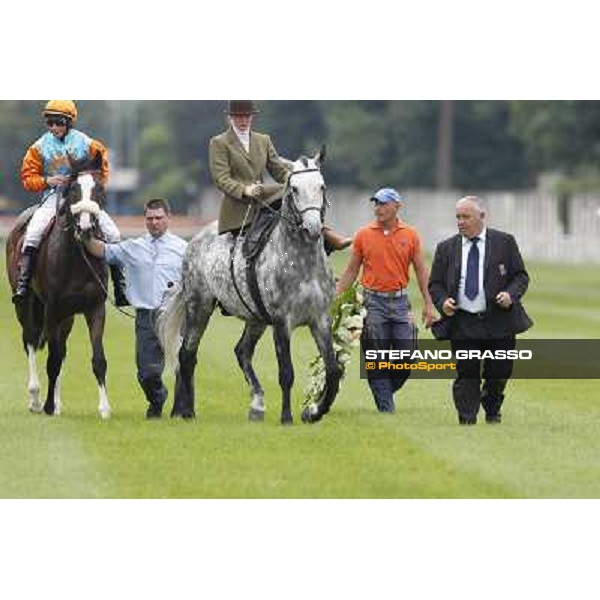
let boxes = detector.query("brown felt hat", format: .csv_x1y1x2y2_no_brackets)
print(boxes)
225,100,259,115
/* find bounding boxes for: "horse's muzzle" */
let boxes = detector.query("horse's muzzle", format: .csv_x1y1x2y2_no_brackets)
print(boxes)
301,214,322,240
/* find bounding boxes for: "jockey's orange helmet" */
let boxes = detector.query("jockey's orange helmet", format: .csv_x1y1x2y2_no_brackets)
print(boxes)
43,100,78,122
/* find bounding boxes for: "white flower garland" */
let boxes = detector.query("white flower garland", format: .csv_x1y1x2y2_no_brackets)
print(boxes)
304,283,366,407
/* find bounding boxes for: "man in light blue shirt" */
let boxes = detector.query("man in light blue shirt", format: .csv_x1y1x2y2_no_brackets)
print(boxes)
85,198,188,418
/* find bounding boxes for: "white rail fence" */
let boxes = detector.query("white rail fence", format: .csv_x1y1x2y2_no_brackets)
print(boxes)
193,187,600,263
323,188,600,264
4,188,600,264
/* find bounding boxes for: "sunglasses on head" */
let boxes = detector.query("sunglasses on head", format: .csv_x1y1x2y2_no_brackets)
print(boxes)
46,116,69,127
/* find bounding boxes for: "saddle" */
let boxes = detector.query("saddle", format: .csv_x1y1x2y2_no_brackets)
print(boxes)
241,207,279,261
12,204,40,233
228,207,280,323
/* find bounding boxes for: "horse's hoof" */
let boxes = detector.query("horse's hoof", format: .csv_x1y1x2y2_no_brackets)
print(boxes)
171,411,196,421
280,415,294,426
43,404,55,416
99,410,111,420
28,389,42,413
301,404,321,424
248,408,265,422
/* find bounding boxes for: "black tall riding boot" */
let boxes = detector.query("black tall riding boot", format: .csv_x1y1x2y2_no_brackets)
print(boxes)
12,246,38,305
110,265,129,307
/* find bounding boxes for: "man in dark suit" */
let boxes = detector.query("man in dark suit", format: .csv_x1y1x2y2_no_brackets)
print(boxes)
429,196,533,425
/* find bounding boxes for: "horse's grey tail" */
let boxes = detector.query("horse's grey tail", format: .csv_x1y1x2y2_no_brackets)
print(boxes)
157,283,185,374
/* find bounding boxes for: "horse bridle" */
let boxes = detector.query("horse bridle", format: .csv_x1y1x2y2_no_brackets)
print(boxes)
64,174,135,318
62,170,103,235
285,168,329,227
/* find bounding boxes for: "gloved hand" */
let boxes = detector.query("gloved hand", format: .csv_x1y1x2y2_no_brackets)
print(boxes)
46,174,70,188
244,183,263,199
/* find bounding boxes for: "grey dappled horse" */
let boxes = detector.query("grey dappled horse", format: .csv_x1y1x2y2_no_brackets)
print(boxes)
159,149,342,424
6,153,111,418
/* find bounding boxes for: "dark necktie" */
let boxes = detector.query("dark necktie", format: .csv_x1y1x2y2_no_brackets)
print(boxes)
465,237,480,300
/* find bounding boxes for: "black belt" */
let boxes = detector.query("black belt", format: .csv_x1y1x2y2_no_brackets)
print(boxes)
457,308,487,319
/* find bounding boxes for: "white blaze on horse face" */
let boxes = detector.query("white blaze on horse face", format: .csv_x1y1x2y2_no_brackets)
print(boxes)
293,160,324,239
78,173,95,202
76,173,99,232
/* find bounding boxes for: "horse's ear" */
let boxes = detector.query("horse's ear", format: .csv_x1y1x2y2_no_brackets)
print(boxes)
66,152,76,171
315,144,326,166
91,150,103,172
67,151,86,176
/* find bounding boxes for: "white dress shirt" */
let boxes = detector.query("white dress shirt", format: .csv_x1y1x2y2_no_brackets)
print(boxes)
105,232,188,309
458,227,487,313
232,124,250,153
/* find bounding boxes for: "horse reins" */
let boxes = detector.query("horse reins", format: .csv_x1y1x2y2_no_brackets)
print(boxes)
230,203,265,321
228,167,328,324
76,242,136,318
60,170,135,319
286,168,329,226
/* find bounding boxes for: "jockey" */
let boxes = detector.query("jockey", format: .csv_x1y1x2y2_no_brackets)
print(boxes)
13,100,128,306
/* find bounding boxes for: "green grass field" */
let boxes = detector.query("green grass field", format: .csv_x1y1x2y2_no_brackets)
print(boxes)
1,248,599,498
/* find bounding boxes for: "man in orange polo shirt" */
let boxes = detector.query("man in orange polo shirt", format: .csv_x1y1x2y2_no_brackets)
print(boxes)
337,188,434,412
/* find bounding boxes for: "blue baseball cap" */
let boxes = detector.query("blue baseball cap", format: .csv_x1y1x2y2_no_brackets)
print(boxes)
370,187,404,204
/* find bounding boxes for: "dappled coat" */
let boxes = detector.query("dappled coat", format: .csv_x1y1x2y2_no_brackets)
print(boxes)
21,129,109,193
209,127,290,234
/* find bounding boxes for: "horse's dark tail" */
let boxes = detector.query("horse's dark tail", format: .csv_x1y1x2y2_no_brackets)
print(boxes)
157,283,185,374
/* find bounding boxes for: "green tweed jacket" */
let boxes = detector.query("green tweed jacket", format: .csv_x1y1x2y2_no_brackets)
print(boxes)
209,127,290,234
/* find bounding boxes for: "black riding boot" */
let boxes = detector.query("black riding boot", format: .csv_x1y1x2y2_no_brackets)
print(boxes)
242,209,276,260
110,265,129,307
12,246,38,305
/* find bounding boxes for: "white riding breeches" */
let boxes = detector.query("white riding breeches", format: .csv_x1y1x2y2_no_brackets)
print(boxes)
23,191,121,249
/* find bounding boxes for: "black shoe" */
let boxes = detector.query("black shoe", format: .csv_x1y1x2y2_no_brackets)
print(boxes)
146,402,164,419
459,416,477,425
486,413,502,424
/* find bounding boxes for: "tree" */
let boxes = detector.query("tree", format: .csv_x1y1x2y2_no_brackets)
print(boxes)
259,100,326,159
0,100,42,206
510,100,600,187
452,101,533,189
436,100,454,189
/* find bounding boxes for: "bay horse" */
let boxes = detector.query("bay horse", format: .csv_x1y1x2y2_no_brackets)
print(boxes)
5,152,112,418
158,149,342,424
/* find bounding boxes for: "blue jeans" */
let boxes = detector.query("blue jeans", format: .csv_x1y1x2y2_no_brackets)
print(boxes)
135,309,168,409
363,293,416,413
